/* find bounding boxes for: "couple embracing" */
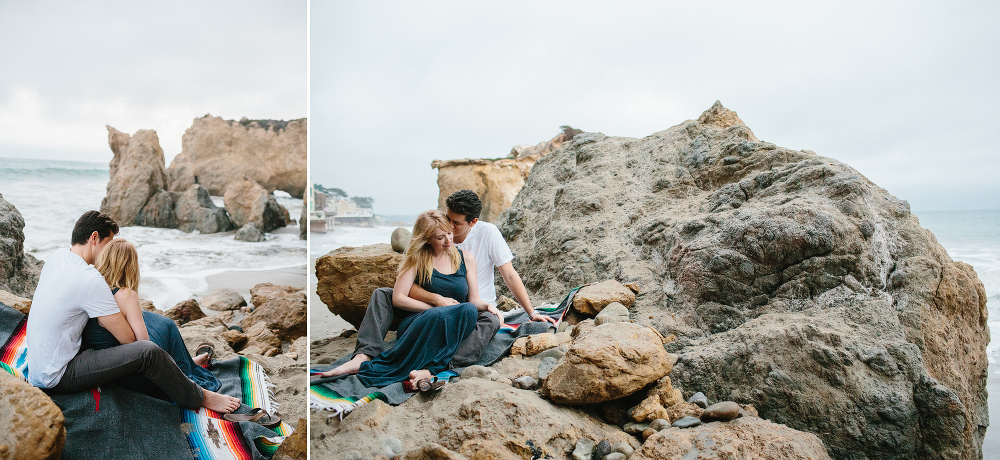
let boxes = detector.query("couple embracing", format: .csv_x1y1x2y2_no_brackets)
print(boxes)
26,211,245,415
320,190,554,390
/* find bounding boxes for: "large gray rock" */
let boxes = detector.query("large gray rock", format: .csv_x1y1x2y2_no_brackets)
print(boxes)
0,194,42,297
235,222,266,242
101,126,170,226
498,102,988,459
175,184,234,233
135,190,178,228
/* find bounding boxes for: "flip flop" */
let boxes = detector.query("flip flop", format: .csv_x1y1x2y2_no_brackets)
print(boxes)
418,376,447,392
195,342,215,368
223,408,281,428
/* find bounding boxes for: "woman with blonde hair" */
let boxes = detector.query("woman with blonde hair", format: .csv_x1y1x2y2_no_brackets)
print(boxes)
322,210,490,389
81,239,221,399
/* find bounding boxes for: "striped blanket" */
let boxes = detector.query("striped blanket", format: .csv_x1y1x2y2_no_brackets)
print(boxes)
0,302,291,460
309,287,579,417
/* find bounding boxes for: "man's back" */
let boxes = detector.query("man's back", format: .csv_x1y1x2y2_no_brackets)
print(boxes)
26,248,118,388
455,221,513,305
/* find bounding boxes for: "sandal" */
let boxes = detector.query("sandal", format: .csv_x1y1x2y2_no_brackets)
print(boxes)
195,342,215,368
222,408,281,428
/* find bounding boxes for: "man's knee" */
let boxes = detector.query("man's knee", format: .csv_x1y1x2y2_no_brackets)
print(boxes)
480,309,501,328
129,340,166,360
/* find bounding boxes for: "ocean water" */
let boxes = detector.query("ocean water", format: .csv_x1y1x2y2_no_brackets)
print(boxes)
0,157,306,310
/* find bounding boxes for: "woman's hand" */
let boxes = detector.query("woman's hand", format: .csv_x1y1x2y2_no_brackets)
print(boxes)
529,312,557,325
487,305,504,324
434,295,459,307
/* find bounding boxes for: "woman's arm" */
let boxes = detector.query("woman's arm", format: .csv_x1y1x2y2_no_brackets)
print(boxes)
114,288,149,341
392,267,435,312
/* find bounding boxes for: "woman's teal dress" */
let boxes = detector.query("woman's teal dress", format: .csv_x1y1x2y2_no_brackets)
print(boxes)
356,253,478,387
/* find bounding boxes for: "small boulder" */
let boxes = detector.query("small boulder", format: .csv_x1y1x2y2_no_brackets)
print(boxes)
572,280,636,315
390,227,411,253
315,245,405,329
700,401,741,422
0,289,31,315
512,376,538,390
688,392,708,409
240,283,306,342
221,329,248,351
510,333,560,356
0,372,66,459
543,322,674,405
202,288,247,311
241,321,282,356
234,222,266,242
175,184,233,233
594,302,630,325
223,177,288,233
537,357,558,380
165,299,206,325
632,417,832,460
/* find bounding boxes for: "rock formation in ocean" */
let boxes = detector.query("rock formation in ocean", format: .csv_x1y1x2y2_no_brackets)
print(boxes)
431,128,579,223
101,126,171,227
167,115,307,198
496,102,989,459
223,178,288,233
0,194,43,297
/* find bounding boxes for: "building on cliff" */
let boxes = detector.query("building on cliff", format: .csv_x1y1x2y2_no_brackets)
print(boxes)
308,185,332,233
328,198,375,227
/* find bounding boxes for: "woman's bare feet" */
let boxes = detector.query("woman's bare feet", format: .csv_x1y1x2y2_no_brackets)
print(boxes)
202,390,240,413
193,353,210,367
319,354,371,378
408,369,432,388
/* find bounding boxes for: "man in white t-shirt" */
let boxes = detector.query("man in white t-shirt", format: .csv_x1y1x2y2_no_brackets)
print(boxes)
26,210,239,413
324,190,555,377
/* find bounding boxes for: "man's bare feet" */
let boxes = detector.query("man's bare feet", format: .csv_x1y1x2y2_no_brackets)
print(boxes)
408,369,432,387
193,353,210,367
319,354,371,378
202,390,240,413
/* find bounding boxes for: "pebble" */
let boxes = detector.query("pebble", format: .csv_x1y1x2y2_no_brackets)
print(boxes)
461,365,499,381
390,227,411,253
701,401,741,422
538,357,558,379
592,440,612,460
513,375,539,390
535,345,568,361
573,438,596,460
672,416,702,428
688,391,708,409
611,441,633,457
642,427,656,440
648,418,670,431
380,437,403,456
604,454,627,460
623,422,649,435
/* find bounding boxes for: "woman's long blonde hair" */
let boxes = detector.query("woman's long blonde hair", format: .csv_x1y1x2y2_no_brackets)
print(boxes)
399,210,461,286
95,239,140,294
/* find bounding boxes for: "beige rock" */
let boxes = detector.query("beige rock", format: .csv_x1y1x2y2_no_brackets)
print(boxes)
240,283,306,342
241,322,282,356
543,322,674,405
223,178,288,233
594,302,630,325
431,130,576,223
663,402,705,424
139,298,163,315
166,115,306,198
100,126,170,226
572,280,636,316
630,376,686,422
315,244,405,329
201,288,247,311
221,329,248,351
165,299,206,325
178,326,239,361
272,418,307,460
632,417,831,460
510,333,560,357
495,295,519,312
0,289,30,315
312,379,632,459
181,316,225,329
0,372,65,459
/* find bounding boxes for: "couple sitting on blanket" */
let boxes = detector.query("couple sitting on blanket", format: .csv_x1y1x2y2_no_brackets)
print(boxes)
25,211,243,415
320,190,556,390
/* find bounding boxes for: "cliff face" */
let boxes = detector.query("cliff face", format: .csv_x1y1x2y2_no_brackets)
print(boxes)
0,194,42,297
167,115,307,198
498,102,989,459
431,130,575,223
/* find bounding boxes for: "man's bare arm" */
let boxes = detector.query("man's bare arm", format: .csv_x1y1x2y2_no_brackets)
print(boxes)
408,283,458,307
497,261,556,324
97,312,137,344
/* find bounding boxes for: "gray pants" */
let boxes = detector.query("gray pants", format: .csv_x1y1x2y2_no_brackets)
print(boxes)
354,287,501,367
50,340,204,410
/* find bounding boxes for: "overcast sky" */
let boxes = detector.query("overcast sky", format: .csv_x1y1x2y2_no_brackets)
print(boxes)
0,1,306,165
312,1,999,214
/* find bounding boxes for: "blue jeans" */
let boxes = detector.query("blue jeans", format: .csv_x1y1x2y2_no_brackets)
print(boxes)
81,311,220,400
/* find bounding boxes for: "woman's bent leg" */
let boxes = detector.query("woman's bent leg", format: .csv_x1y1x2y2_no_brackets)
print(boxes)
144,311,221,392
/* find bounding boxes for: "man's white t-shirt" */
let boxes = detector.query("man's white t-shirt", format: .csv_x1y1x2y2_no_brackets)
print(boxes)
455,221,513,305
26,248,120,388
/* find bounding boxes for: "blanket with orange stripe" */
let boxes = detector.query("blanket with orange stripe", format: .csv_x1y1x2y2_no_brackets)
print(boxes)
0,301,291,460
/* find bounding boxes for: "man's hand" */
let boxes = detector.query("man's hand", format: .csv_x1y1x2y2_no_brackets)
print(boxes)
487,305,504,324
434,295,459,307
529,312,558,325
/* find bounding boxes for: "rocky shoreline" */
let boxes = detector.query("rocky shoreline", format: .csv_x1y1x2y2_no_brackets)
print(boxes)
312,103,989,459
